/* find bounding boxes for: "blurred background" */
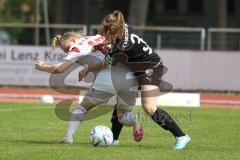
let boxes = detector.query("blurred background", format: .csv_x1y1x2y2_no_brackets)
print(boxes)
0,0,240,105
1,2,240,159
0,0,240,50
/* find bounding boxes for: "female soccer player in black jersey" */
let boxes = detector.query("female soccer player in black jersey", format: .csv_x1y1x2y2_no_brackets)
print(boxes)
99,10,191,149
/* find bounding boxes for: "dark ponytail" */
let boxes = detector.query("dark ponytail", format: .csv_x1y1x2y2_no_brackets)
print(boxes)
100,10,125,44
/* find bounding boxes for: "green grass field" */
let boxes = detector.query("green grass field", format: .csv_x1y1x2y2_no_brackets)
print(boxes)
0,103,239,160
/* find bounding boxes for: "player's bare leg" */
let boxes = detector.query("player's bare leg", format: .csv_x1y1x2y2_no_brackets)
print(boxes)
59,94,94,144
141,85,190,149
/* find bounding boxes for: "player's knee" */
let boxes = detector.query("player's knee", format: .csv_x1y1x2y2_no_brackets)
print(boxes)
142,104,157,116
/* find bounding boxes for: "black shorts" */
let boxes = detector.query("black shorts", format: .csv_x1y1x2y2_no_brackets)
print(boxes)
136,61,165,86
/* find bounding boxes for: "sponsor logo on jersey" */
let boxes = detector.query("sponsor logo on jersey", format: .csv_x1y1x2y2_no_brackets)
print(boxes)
122,24,129,50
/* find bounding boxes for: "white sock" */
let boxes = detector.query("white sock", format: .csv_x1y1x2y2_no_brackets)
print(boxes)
66,106,87,137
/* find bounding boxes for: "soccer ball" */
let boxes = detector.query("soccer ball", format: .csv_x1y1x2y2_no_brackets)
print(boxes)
40,95,54,104
89,125,113,147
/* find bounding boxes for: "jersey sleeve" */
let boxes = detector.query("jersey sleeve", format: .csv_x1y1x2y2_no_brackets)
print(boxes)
63,47,83,63
63,34,106,63
92,34,106,45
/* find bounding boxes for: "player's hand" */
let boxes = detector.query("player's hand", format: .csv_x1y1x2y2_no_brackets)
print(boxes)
35,60,46,71
78,67,88,81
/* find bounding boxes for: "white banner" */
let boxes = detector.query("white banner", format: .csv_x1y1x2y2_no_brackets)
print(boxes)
135,93,200,107
1,46,239,92
0,45,90,87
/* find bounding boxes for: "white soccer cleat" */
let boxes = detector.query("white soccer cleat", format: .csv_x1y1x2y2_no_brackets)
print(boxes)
174,134,191,149
112,140,119,145
58,135,73,144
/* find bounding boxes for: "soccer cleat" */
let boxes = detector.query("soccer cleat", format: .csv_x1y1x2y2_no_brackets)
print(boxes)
112,140,119,145
174,135,191,149
58,135,73,144
133,121,143,142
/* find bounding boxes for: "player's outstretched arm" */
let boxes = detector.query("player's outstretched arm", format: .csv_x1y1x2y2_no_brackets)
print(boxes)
35,60,72,74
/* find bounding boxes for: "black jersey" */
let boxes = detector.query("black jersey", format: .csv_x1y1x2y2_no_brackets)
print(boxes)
105,24,161,65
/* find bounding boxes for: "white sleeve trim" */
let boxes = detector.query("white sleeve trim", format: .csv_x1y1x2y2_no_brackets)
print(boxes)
63,51,83,63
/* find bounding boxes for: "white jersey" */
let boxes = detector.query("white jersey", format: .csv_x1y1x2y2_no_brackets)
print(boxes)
62,34,116,93
62,34,137,107
62,34,136,96
64,34,105,63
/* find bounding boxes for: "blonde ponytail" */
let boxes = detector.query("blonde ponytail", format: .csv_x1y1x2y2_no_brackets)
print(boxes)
51,34,62,50
49,34,62,56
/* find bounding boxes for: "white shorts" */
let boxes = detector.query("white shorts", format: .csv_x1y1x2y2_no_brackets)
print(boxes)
85,88,137,110
87,65,137,110
78,52,138,110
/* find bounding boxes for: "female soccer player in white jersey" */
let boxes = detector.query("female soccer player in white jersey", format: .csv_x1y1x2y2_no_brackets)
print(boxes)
92,10,191,149
35,31,143,144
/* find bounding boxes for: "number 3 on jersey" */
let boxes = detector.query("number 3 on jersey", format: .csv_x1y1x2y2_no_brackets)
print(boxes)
130,34,153,55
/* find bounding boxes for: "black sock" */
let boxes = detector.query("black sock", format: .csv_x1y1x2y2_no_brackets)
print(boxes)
151,108,185,137
111,106,123,140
